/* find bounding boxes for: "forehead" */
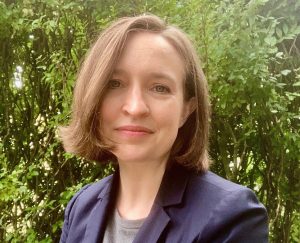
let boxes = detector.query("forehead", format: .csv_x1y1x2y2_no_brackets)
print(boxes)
123,31,178,55
114,32,185,78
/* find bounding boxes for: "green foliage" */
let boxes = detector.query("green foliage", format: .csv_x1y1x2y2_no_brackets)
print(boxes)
0,0,299,242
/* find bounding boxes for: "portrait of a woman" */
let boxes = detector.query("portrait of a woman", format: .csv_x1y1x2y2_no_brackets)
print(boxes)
59,14,268,243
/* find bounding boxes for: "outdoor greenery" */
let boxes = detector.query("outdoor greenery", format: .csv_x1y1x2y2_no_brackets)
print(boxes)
0,0,299,242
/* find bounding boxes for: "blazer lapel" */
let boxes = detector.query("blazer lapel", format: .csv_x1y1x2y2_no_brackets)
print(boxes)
133,163,191,243
133,203,170,243
83,171,119,243
82,164,190,243
83,195,110,243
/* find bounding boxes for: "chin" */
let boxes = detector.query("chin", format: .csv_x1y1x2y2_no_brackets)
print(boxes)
113,144,141,155
116,155,148,163
114,149,153,164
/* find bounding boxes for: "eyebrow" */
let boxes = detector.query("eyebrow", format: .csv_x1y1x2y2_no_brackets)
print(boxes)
149,72,177,84
112,68,177,84
112,68,127,76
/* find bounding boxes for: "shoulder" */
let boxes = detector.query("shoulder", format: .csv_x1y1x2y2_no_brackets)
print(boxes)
194,170,248,192
185,170,265,217
60,174,116,243
69,174,113,203
186,170,260,201
184,170,268,242
64,174,113,221
195,170,265,212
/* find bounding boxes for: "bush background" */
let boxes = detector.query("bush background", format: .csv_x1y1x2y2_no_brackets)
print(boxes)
0,0,299,242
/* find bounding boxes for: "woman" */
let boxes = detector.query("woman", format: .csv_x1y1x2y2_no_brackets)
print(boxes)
59,14,268,243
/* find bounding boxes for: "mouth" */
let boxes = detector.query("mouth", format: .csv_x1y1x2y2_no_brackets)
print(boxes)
115,125,154,136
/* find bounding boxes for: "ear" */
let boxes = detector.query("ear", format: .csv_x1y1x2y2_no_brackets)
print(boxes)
180,97,196,127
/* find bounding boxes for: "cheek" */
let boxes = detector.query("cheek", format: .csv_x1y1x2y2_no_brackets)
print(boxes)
100,96,119,122
154,101,184,129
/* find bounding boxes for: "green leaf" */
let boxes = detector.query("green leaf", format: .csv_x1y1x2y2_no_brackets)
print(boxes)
264,36,277,46
281,69,291,76
293,81,300,87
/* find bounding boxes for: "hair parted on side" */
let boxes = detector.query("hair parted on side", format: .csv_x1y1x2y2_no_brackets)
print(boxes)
59,14,211,172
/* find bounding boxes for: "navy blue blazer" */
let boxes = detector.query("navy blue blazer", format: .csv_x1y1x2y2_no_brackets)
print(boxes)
60,164,268,243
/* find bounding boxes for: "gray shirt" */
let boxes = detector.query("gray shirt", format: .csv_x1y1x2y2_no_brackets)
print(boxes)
103,209,145,243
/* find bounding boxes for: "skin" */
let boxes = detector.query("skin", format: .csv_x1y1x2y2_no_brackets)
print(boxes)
100,32,195,219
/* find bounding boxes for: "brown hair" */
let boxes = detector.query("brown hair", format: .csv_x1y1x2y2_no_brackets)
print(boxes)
59,14,211,172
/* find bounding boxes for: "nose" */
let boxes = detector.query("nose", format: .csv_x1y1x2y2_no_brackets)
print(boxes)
122,86,150,117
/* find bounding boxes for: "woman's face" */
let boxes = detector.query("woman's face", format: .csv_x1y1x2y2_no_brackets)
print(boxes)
100,32,194,165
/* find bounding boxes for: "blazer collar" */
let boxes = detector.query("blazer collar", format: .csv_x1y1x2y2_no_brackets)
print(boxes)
134,163,192,243
83,163,192,243
83,171,119,243
155,163,191,207
97,163,191,205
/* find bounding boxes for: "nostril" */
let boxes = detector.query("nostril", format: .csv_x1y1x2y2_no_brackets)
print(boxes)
122,95,150,116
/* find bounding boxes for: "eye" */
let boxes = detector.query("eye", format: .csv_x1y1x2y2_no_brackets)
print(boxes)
107,79,121,89
151,84,171,93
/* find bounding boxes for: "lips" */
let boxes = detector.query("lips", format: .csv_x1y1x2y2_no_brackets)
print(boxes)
115,125,154,137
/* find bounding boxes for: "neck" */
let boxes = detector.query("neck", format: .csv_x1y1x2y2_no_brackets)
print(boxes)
116,159,168,220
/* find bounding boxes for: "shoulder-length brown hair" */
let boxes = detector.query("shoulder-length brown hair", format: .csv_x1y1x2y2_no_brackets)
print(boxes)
59,14,211,172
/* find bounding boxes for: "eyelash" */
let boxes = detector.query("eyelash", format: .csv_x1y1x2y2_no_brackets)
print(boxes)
107,80,171,94
107,79,121,89
151,84,171,93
